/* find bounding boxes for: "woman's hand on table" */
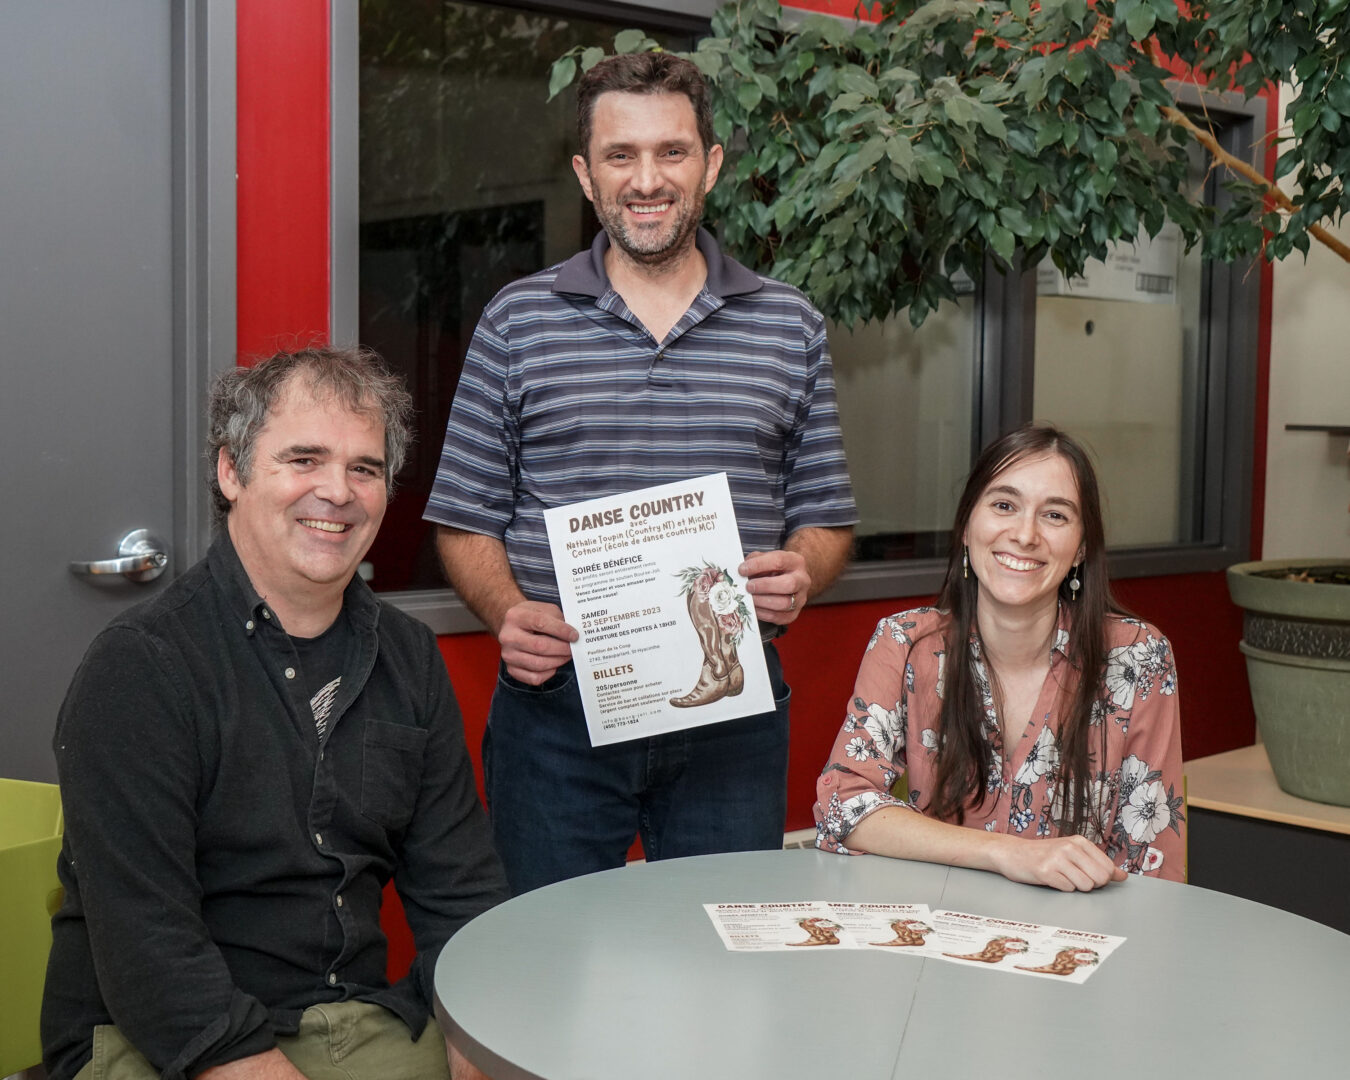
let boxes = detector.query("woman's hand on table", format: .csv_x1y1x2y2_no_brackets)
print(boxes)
990,834,1127,892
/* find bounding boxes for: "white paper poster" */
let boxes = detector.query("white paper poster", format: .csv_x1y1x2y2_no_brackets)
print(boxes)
704,902,1124,983
703,902,859,952
928,910,1125,983
544,473,774,746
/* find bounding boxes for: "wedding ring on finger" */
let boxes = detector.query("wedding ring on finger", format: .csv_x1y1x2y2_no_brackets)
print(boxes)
788,593,798,613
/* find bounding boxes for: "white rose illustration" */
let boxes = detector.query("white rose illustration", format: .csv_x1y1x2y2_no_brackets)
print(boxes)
707,580,739,615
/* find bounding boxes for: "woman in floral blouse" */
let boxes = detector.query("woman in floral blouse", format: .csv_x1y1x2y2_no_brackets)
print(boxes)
815,425,1185,889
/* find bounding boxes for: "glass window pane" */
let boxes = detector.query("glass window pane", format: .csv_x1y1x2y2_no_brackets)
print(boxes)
1032,146,1209,549
358,1,694,591
834,304,976,561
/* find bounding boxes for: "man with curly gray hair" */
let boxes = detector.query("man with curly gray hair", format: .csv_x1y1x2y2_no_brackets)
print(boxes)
44,346,506,1080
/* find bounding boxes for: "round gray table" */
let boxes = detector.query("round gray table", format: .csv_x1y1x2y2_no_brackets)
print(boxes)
435,849,1350,1079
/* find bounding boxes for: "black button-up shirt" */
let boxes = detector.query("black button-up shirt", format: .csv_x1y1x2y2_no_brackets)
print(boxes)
43,534,508,1080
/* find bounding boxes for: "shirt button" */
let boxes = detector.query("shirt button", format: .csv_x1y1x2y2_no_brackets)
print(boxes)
245,619,255,631
285,667,296,679
262,609,272,620
315,833,323,845
336,894,343,908
328,972,337,985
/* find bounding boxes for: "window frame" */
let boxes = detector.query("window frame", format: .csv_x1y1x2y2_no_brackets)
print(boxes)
336,2,1262,633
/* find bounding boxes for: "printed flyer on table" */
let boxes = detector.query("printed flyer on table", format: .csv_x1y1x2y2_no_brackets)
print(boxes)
703,903,1125,983
543,472,773,746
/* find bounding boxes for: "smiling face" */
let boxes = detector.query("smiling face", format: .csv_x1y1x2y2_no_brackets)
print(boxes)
571,90,723,267
218,378,387,629
963,452,1086,620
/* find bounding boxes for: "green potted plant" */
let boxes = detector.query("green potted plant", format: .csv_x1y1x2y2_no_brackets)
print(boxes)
552,0,1350,801
551,0,1350,327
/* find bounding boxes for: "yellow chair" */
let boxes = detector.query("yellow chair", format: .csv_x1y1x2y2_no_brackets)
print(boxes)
0,779,64,1078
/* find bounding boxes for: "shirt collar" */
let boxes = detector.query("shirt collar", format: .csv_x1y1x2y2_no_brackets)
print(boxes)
551,227,763,300
207,529,380,638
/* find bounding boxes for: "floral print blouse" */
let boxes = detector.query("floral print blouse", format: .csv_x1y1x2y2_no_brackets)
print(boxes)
814,607,1186,882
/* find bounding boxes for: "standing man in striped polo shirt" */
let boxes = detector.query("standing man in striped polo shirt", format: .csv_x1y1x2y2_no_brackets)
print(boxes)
424,51,857,895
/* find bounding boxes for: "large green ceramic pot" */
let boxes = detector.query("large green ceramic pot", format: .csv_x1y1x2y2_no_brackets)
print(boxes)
1227,559,1350,807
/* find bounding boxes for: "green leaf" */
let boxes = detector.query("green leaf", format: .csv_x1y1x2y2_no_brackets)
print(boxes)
581,47,605,72
999,205,1032,236
944,95,974,128
613,29,647,54
690,50,723,79
974,103,1008,139
807,65,837,101
1108,80,1132,116
1125,6,1156,41
1064,52,1090,88
1061,121,1080,149
990,225,1015,262
827,92,865,116
1293,103,1320,138
915,150,947,189
1273,149,1301,181
877,184,906,221
1012,58,1049,106
839,68,879,97
1134,100,1160,136
818,178,857,215
1327,77,1350,117
1092,141,1118,171
813,141,848,176
885,134,916,177
1035,119,1064,150
1321,107,1343,134
547,57,576,101
1084,98,1112,124
838,135,887,182
737,81,763,112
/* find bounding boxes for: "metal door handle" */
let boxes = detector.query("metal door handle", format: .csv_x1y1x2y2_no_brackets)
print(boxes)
70,529,169,583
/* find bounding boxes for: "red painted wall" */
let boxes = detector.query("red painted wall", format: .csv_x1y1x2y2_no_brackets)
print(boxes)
236,0,331,361
236,0,1264,980
437,571,1256,842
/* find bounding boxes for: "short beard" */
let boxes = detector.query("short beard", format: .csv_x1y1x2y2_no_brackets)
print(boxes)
591,173,707,268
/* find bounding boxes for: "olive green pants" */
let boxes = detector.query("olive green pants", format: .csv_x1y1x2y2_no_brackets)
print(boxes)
73,1001,452,1080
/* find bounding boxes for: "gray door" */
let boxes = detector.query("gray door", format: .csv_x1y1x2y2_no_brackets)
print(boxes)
0,1,235,782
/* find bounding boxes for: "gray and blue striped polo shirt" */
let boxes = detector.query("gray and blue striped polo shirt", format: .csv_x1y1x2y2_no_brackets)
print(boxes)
423,228,857,604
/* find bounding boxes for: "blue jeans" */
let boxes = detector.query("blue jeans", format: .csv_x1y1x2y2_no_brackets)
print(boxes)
483,643,791,894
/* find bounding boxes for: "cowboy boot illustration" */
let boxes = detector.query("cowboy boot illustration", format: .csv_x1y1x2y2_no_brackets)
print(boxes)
787,918,842,946
716,617,743,698
670,588,731,707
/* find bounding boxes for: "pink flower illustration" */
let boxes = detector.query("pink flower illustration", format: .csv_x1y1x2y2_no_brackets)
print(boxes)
717,612,743,637
694,566,721,602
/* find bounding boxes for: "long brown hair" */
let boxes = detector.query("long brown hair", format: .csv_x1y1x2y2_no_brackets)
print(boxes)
926,425,1127,833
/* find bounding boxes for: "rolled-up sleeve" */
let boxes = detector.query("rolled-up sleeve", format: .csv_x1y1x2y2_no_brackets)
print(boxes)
814,620,917,853
1112,629,1186,882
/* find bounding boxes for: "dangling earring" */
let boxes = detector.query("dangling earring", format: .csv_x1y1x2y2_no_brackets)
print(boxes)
1069,563,1081,601
962,546,969,579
